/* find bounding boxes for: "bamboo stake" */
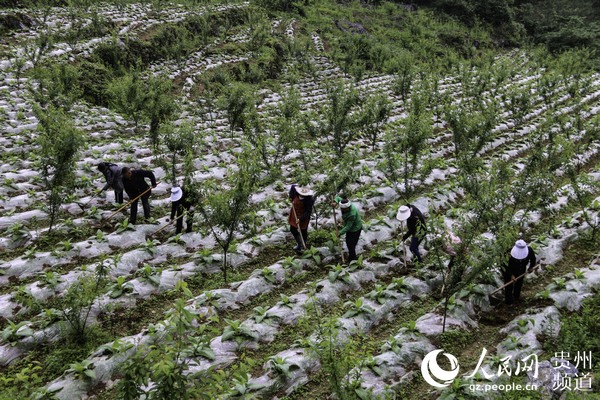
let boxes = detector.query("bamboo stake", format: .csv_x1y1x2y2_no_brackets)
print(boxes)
104,185,153,222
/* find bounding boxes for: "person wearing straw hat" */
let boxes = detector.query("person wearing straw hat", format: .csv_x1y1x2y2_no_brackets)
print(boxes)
334,196,363,263
168,186,194,234
122,167,157,224
396,204,427,264
288,184,314,252
502,239,536,305
97,162,124,204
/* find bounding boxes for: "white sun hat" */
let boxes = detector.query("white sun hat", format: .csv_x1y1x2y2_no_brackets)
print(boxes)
396,205,411,221
511,240,528,260
170,187,183,202
339,198,352,209
296,186,314,196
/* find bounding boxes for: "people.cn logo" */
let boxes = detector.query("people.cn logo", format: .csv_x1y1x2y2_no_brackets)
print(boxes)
421,349,460,388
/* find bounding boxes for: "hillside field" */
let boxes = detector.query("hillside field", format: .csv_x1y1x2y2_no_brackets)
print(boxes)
0,1,599,399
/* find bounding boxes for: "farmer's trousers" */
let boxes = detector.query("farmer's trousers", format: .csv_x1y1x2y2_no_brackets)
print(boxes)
503,264,526,304
114,189,124,204
129,193,150,224
346,229,361,263
409,235,424,263
175,204,194,234
111,169,124,204
290,225,308,247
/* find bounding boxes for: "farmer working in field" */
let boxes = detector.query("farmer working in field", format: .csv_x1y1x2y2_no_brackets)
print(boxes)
167,186,195,234
122,167,157,224
502,239,537,305
396,204,427,264
288,184,314,252
97,162,124,204
333,196,363,263
443,229,462,270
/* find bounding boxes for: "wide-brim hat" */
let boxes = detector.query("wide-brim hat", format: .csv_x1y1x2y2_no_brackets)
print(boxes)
511,239,528,259
170,187,183,202
296,186,314,197
339,199,352,209
396,205,411,221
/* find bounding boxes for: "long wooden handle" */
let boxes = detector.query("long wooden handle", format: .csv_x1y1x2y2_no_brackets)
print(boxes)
331,200,345,264
149,210,188,237
105,185,154,222
291,203,307,250
490,264,539,296
78,191,99,210
401,221,407,268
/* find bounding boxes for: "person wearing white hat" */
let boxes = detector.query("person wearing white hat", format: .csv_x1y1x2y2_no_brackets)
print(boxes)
334,196,363,263
168,186,194,234
396,204,427,264
502,239,537,305
288,184,314,252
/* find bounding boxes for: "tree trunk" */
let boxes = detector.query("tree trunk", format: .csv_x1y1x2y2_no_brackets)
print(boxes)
222,249,228,283
171,152,177,186
442,293,449,333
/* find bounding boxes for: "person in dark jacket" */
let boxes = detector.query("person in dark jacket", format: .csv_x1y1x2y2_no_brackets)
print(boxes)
122,167,157,224
97,162,124,204
334,196,363,263
168,186,194,234
396,204,427,263
288,185,314,252
502,239,536,305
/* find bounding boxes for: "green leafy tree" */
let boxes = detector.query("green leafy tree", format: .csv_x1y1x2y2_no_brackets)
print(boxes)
311,81,362,158
117,282,229,400
358,92,391,151
30,62,82,111
196,148,259,283
145,75,179,148
311,151,360,230
107,70,147,129
380,86,433,198
51,260,109,344
218,82,256,138
34,105,85,233
157,122,200,186
242,88,301,181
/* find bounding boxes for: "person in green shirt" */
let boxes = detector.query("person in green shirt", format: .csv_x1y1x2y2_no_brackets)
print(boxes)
333,196,363,263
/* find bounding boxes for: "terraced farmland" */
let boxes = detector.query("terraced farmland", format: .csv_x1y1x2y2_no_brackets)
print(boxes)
0,1,599,399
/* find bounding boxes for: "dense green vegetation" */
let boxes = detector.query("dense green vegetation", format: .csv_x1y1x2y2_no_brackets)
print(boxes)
0,0,599,399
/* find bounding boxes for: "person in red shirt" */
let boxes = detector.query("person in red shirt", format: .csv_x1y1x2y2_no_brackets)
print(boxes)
288,185,314,252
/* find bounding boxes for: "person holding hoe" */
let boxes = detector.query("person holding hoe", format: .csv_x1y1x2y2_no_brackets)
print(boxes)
288,184,314,252
333,196,363,263
502,239,537,305
396,204,427,264
97,162,124,204
122,166,157,224
168,186,195,234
